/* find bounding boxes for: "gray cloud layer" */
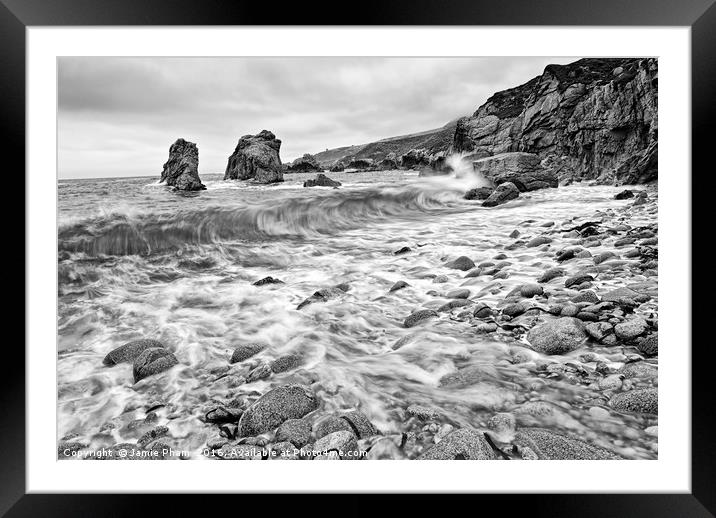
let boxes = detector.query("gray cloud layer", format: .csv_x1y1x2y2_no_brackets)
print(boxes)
58,57,576,179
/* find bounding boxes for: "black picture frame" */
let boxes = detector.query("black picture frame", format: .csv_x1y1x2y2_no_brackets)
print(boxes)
4,0,713,515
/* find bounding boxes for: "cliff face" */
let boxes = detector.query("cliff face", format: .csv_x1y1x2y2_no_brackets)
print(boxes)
454,58,658,184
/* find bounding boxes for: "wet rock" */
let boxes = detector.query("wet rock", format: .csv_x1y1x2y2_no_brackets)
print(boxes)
270,354,302,374
476,322,498,333
447,288,471,299
341,410,379,439
445,256,476,271
224,130,284,184
610,388,658,415
527,317,587,355
565,274,593,288
620,361,657,379
614,237,637,247
482,182,520,207
614,317,648,341
297,284,351,309
365,438,407,460
313,431,360,459
238,384,320,437
418,429,495,460
253,276,284,286
287,153,322,173
520,284,543,298
432,275,449,283
571,290,599,304
593,251,618,264
159,138,206,191
438,299,471,312
576,312,599,322
303,173,341,187
638,333,658,357
103,339,166,366
246,363,272,382
314,416,353,439
275,419,311,448
230,343,265,364
438,365,488,388
615,189,634,200
205,406,243,424
502,302,526,318
537,267,565,283
464,186,493,200
513,428,621,460
133,348,178,383
394,246,411,255
404,309,438,328
268,442,300,459
487,413,516,441
473,152,558,192
560,304,580,317
527,236,552,247
473,302,494,318
509,229,520,238
598,374,624,390
585,322,614,342
389,280,410,293
137,426,169,449
406,405,441,420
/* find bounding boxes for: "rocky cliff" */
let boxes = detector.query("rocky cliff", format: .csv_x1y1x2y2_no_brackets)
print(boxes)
454,58,658,184
159,139,206,191
224,130,284,183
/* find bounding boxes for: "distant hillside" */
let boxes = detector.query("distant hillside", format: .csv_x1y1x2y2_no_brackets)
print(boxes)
312,121,457,167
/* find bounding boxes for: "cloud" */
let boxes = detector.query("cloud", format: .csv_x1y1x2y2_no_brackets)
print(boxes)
58,56,577,179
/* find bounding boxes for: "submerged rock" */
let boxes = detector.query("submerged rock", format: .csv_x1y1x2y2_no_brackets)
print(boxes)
482,181,520,207
389,280,410,293
253,276,284,286
159,138,206,191
103,339,165,366
513,428,621,459
297,284,351,309
224,130,284,183
238,384,320,437
303,173,341,187
133,348,178,383
418,429,495,460
526,317,587,354
403,309,438,328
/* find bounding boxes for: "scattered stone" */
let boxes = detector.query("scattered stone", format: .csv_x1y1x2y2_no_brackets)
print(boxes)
394,246,411,255
475,322,498,333
438,299,471,312
314,416,353,440
418,429,495,460
527,236,552,248
513,428,621,459
253,276,283,286
482,182,520,207
571,290,599,304
473,303,493,319
103,339,165,366
585,322,614,342
610,388,658,415
137,426,169,449
614,317,648,341
447,288,471,299
638,333,658,357
297,284,351,309
340,410,379,439
537,267,565,283
509,229,520,238
313,431,359,459
275,419,311,448
230,343,265,364
487,413,516,441
615,189,634,200
133,348,178,383
238,384,320,436
464,186,493,200
520,284,543,298
270,354,302,374
389,280,410,292
594,251,618,265
502,302,526,318
205,406,243,424
406,405,441,420
432,275,449,283
602,286,643,302
526,317,587,355
620,361,657,379
404,309,438,328
445,256,476,271
565,274,593,288
246,363,272,383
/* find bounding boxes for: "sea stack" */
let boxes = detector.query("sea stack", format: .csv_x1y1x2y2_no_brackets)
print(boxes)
160,138,206,191
224,130,284,184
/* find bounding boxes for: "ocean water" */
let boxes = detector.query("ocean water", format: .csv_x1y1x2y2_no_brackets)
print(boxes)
57,167,658,459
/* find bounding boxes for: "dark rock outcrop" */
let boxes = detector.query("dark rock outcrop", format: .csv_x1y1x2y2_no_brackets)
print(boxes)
303,173,341,187
400,148,430,169
287,153,322,173
160,139,206,191
464,186,493,200
224,130,284,183
482,182,520,207
345,158,376,171
453,58,658,185
473,152,558,192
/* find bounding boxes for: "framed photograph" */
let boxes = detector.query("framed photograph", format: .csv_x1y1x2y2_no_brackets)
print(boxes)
7,0,713,513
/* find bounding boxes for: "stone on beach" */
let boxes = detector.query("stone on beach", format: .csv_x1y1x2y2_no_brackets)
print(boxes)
230,343,265,364
513,428,621,460
275,419,312,448
389,280,410,292
464,186,493,200
526,317,587,355
482,181,520,207
610,388,658,415
133,348,179,383
238,384,320,437
103,339,166,366
472,152,558,192
614,317,648,341
445,256,476,271
638,333,658,357
418,429,495,460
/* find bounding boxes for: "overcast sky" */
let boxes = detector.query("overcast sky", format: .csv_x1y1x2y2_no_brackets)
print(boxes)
58,57,576,179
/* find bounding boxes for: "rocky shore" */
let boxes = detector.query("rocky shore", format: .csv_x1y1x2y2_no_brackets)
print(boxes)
59,181,658,461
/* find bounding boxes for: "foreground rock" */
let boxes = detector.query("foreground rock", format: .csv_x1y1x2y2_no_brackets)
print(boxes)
404,309,438,328
159,139,206,191
133,348,178,383
473,152,557,192
103,339,165,365
464,186,493,200
224,130,284,183
526,317,587,354
230,343,265,363
610,388,658,415
238,384,320,437
286,153,321,173
513,428,622,459
482,182,520,207
418,429,495,460
303,173,341,187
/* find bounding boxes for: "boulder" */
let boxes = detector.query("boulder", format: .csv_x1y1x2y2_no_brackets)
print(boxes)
473,152,558,192
133,348,179,383
482,182,520,207
224,130,284,183
230,343,265,364
418,429,495,460
103,339,165,365
610,388,658,415
513,428,621,459
160,139,206,191
464,186,493,200
303,173,341,187
638,333,658,357
445,256,476,270
526,317,587,354
313,431,360,459
287,153,321,173
404,309,438,328
238,384,320,437
275,419,311,447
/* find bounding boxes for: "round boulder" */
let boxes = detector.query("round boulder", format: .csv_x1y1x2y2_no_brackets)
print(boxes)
527,317,587,355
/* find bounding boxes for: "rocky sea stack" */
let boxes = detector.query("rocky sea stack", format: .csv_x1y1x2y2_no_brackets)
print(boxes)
159,139,206,191
224,130,284,184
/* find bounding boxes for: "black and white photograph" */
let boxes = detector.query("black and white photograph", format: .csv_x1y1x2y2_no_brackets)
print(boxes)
55,55,659,462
